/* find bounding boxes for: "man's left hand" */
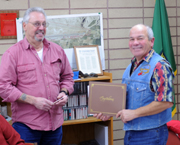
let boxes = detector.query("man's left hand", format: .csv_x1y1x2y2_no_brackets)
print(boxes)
53,92,68,106
116,109,137,123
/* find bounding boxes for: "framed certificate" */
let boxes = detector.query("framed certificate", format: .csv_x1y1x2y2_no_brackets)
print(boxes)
74,45,103,75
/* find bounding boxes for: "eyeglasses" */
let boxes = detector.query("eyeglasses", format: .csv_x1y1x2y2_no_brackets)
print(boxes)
28,21,49,28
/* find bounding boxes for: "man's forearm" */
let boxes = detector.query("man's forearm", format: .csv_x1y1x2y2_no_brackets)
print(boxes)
16,93,35,105
134,101,173,118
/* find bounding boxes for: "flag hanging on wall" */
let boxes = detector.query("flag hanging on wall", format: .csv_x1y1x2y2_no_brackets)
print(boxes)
152,0,177,117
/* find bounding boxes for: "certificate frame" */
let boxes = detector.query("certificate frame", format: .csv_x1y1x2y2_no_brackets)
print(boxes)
88,81,126,116
74,45,103,75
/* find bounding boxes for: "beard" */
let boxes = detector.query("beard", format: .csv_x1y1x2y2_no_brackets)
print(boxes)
34,30,45,42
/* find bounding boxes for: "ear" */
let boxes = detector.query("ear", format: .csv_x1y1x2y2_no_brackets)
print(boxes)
23,22,27,32
150,37,155,48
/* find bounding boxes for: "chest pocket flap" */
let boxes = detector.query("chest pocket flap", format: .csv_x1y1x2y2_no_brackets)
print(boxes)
17,63,36,73
134,83,147,92
17,63,37,85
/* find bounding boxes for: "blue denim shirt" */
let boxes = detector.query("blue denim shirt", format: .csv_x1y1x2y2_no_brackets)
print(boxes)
122,52,172,131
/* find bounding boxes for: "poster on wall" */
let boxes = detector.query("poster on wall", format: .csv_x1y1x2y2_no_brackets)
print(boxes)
16,13,105,70
0,10,19,39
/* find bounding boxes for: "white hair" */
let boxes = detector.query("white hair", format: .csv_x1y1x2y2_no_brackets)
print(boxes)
23,7,47,23
130,24,154,40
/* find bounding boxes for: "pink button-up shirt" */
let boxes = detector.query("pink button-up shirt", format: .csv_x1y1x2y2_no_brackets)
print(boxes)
0,38,74,131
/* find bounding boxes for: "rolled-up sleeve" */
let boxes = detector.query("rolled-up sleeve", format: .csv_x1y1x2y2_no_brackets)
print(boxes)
59,49,74,94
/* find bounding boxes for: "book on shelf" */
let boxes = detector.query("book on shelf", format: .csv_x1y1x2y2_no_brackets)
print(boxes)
63,81,89,121
95,123,108,145
63,107,88,120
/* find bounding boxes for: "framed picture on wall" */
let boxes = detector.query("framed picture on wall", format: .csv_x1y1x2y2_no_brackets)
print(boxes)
74,45,103,75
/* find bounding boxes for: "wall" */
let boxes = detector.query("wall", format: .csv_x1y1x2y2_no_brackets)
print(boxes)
0,0,179,145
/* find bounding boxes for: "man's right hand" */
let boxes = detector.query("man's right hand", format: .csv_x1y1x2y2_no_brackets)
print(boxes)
94,113,111,121
17,94,54,112
34,97,54,111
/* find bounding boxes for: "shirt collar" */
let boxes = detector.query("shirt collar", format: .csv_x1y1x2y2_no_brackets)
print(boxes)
131,49,155,64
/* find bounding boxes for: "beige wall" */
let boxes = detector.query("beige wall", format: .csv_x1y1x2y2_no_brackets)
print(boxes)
0,0,180,145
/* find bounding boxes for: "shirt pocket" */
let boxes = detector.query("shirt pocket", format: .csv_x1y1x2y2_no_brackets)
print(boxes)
17,63,37,85
51,58,62,81
133,84,147,101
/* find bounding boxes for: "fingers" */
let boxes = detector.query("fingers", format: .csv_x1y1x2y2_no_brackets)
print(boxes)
116,111,121,118
94,113,111,121
96,113,103,119
101,115,111,121
57,92,67,100
54,95,68,105
93,113,102,119
120,115,127,123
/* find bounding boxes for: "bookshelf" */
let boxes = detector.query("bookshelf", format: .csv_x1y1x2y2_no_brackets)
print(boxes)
62,71,113,145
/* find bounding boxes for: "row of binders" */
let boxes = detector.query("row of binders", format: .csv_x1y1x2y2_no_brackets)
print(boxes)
63,106,88,120
63,82,89,120
72,82,88,95
65,94,87,107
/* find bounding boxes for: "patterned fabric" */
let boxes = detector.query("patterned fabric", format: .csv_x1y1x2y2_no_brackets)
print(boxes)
130,49,174,102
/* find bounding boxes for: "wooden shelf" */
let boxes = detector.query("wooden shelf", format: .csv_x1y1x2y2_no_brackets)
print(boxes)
63,116,105,126
62,117,113,145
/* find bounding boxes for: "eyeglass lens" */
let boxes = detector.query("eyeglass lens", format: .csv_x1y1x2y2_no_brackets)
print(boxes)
29,22,49,27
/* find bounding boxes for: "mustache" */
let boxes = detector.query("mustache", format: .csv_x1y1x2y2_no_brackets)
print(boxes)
35,30,45,34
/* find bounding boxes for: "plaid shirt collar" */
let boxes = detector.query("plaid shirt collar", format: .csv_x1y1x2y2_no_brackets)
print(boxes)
130,49,155,73
131,49,155,65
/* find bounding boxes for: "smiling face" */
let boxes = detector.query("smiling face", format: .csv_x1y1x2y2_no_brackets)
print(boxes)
23,11,46,45
129,24,154,63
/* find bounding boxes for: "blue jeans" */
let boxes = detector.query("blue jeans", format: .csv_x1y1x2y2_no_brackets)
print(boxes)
12,122,63,145
124,124,168,145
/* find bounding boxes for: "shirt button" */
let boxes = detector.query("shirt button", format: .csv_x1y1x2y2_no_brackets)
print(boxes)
136,88,138,90
47,86,49,87
45,74,46,76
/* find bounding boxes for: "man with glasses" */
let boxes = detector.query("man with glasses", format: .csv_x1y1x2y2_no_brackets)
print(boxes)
0,7,74,145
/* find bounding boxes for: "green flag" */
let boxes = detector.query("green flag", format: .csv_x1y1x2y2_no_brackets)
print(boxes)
152,0,177,117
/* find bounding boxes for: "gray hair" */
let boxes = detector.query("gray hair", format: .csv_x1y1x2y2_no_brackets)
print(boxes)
130,24,154,40
146,25,154,40
23,7,47,23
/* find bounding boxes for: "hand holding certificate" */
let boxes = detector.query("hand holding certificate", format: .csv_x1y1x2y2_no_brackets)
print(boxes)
88,81,126,116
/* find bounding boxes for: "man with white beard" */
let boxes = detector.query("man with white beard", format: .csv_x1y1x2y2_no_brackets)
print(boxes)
0,7,74,145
